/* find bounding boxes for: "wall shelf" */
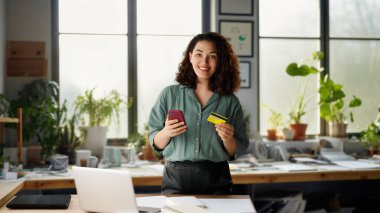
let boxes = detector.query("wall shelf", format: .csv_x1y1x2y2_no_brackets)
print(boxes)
0,108,23,164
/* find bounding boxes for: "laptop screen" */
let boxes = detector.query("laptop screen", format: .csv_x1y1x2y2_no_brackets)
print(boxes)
73,166,139,213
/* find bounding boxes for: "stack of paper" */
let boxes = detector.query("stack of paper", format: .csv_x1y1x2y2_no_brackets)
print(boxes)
332,161,380,170
161,204,210,213
136,195,256,213
272,163,316,172
320,149,355,162
137,196,210,213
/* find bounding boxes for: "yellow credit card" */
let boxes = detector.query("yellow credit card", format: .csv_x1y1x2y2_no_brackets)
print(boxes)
207,112,227,124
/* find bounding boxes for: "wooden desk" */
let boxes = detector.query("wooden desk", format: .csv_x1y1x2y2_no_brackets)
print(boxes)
0,194,254,212
2,165,380,208
20,167,380,189
0,181,24,208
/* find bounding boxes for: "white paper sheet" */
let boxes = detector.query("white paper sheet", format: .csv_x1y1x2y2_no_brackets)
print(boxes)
272,163,317,172
199,198,256,213
136,196,257,213
332,161,380,170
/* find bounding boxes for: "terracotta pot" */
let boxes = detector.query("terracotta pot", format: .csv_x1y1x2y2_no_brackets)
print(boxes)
267,129,277,140
368,146,378,156
143,143,156,161
290,123,308,141
328,122,348,138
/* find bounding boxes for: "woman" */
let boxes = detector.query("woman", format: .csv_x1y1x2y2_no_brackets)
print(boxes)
148,32,249,194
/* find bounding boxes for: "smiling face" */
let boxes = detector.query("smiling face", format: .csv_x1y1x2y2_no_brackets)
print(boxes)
189,40,218,84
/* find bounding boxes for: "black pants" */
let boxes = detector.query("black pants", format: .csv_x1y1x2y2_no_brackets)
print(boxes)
161,160,232,195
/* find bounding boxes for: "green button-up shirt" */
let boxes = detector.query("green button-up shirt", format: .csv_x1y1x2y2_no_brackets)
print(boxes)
148,85,249,162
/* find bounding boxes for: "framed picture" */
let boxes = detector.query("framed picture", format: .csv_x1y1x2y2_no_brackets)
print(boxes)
240,61,251,88
219,20,253,57
219,0,254,16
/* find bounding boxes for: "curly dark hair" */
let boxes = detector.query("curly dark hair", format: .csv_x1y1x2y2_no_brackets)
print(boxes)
175,32,241,95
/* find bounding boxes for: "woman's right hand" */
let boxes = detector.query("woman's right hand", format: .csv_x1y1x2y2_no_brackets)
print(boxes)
162,115,187,138
153,115,187,149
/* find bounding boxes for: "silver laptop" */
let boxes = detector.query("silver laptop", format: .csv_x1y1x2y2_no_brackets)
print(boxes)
73,166,158,213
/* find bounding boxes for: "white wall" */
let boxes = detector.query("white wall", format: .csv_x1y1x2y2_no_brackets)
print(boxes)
0,0,6,92
5,0,51,99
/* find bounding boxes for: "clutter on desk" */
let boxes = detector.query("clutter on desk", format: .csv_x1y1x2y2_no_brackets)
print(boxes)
231,136,380,173
99,146,138,168
272,163,317,172
1,161,26,180
50,154,68,170
290,157,329,165
254,191,306,213
319,148,355,162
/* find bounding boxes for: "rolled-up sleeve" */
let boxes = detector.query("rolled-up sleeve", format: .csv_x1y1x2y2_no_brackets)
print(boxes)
148,88,168,152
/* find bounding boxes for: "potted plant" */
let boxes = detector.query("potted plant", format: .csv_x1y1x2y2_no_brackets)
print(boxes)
263,104,283,140
319,75,362,137
285,51,324,140
0,94,10,117
56,101,81,164
74,87,132,157
360,123,380,156
281,120,295,141
127,124,157,161
9,79,62,163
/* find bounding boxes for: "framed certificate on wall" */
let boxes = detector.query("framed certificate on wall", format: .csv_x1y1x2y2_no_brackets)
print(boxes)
219,0,254,16
219,20,253,57
240,61,251,88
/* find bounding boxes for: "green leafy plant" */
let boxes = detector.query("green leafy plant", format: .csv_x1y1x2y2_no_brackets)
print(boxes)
285,51,324,123
0,93,10,117
56,101,81,164
58,115,81,149
319,75,362,123
9,79,63,160
74,87,132,127
360,123,380,148
0,156,12,169
263,104,283,130
126,132,146,153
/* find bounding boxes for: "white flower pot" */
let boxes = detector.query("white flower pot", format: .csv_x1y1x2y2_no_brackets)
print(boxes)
83,126,108,157
282,128,294,141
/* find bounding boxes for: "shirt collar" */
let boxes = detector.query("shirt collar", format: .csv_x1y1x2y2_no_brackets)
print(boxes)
183,85,220,108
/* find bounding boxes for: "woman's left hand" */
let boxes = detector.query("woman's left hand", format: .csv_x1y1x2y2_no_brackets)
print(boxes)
215,123,235,142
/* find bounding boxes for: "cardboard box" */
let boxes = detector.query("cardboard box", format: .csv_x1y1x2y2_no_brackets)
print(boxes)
7,41,45,59
7,58,47,76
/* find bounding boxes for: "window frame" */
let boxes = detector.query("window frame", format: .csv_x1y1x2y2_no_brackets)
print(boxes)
51,0,210,135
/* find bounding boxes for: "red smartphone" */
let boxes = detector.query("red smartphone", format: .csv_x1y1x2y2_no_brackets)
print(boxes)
168,110,186,125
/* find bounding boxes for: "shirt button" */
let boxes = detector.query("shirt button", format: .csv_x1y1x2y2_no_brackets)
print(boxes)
196,138,198,141
195,150,198,153
197,123,200,126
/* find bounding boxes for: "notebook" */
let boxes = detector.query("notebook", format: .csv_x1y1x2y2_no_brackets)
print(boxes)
6,194,71,209
72,166,159,213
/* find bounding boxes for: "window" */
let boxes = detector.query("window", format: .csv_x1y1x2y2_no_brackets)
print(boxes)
137,0,202,131
259,0,380,135
59,0,128,138
330,0,380,132
57,0,203,137
259,0,321,135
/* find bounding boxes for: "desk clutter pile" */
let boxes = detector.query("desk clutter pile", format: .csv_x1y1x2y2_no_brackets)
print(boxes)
253,191,360,213
230,136,380,173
